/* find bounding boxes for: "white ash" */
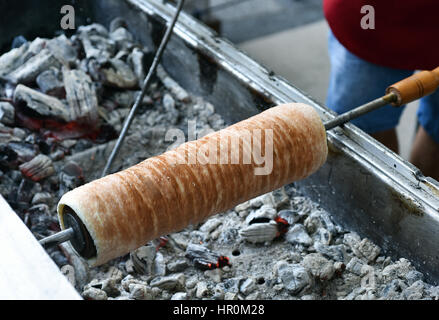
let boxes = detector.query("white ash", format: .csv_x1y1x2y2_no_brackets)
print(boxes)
0,23,438,301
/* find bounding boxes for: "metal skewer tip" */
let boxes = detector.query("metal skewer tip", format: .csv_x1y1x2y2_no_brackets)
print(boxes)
39,227,74,248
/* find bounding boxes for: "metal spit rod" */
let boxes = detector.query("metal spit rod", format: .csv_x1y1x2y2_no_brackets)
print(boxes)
101,0,185,178
39,95,398,248
39,227,74,248
324,92,397,130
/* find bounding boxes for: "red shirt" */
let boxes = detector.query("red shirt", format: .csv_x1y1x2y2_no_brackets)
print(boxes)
323,0,439,70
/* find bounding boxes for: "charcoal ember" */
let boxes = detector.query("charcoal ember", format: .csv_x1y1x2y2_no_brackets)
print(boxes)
59,242,90,290
99,107,129,133
62,68,99,125
208,114,225,131
301,253,335,281
0,132,20,144
6,169,22,183
12,128,26,140
114,50,130,61
84,278,120,298
0,44,29,76
110,27,134,51
60,264,76,287
78,23,109,38
286,224,313,247
0,38,46,77
82,287,108,300
80,58,102,82
59,139,77,150
277,209,301,226
58,161,84,196
70,139,93,153
109,17,128,33
245,205,277,225
271,187,290,210
94,123,118,143
31,191,52,206
47,247,69,267
27,203,54,235
162,93,179,125
78,24,115,63
14,178,39,206
0,101,15,125
7,48,61,84
275,261,313,295
108,90,153,109
19,154,54,181
185,243,230,270
0,140,38,171
49,149,65,161
150,273,186,291
6,141,37,163
46,34,77,66
11,35,27,49
24,37,47,57
36,68,65,97
351,238,381,263
100,59,138,89
130,244,157,275
167,260,189,273
128,48,152,87
14,84,70,122
240,221,279,244
36,136,56,155
0,123,13,134
156,65,190,102
106,91,136,108
314,243,346,262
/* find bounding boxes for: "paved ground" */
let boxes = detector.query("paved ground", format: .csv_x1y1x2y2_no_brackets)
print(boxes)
187,0,324,43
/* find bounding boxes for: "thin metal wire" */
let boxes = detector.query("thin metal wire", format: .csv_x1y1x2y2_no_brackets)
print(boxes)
101,0,185,177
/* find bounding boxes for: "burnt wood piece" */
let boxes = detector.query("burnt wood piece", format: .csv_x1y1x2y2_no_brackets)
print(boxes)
13,84,70,122
185,243,230,270
156,65,190,102
46,34,78,66
110,27,134,51
36,68,64,97
62,68,99,125
0,101,15,125
128,48,147,88
0,38,46,77
78,24,115,64
101,59,138,89
100,58,138,89
7,48,61,84
19,154,55,182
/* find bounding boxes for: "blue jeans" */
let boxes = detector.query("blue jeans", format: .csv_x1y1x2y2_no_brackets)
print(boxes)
326,31,439,143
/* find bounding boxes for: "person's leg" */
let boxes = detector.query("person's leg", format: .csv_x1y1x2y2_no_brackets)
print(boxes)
410,93,439,180
370,129,399,153
326,31,412,153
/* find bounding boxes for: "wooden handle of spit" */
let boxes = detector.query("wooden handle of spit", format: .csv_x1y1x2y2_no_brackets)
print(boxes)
386,67,439,106
57,103,328,266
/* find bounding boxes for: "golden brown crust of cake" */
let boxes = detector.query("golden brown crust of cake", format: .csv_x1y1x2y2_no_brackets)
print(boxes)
58,103,328,266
